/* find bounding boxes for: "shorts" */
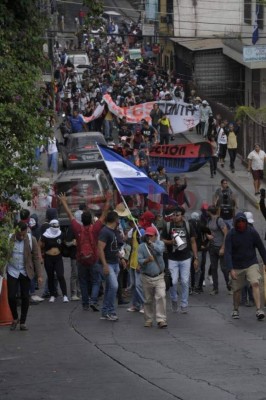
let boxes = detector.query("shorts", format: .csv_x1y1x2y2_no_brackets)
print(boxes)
251,169,263,180
231,264,261,292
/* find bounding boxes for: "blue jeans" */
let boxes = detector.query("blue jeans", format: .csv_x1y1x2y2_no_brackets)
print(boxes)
168,258,191,307
91,263,103,305
130,268,144,309
47,152,58,174
35,147,41,162
102,263,119,316
103,120,113,139
77,262,103,306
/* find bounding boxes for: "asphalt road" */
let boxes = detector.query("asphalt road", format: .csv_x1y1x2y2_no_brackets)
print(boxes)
2,2,266,400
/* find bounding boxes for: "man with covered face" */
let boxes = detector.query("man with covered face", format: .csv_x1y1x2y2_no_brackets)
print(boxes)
224,212,266,321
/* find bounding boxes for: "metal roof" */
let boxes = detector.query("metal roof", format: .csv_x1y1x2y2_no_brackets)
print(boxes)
170,38,223,51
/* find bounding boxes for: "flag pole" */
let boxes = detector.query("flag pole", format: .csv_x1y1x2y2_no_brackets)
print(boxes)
96,143,142,236
96,144,152,255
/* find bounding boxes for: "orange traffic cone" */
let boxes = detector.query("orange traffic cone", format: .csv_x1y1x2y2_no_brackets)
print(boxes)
0,278,13,326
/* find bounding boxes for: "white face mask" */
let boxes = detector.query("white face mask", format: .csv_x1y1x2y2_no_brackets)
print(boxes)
50,227,60,235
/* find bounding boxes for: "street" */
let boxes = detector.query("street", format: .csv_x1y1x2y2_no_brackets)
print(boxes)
2,1,266,400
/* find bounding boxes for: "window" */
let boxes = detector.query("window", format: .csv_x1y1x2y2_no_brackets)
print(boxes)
166,0,173,24
244,0,251,25
257,2,264,30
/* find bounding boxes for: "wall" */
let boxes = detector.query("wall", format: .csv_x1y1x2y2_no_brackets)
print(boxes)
173,0,242,38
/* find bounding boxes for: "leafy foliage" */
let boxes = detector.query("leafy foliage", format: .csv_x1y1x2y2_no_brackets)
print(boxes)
235,106,266,126
0,215,14,276
0,1,51,271
82,0,104,31
0,1,51,205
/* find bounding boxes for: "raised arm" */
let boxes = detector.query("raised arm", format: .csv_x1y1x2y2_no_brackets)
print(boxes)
58,193,74,221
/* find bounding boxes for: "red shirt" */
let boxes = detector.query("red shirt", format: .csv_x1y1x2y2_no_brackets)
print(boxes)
71,219,103,260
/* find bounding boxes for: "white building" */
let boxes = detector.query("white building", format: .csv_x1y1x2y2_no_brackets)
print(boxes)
159,0,266,107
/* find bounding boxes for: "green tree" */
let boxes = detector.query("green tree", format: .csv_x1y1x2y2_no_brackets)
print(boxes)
0,1,52,274
81,0,104,32
0,1,51,204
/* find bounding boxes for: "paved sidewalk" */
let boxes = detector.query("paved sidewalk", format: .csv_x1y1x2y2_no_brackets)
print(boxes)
180,129,260,209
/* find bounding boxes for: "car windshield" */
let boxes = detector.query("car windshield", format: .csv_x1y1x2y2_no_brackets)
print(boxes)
71,135,106,150
71,56,87,65
56,180,101,216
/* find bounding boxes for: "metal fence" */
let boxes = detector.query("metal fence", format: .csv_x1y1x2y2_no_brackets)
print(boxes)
240,114,266,161
207,102,266,162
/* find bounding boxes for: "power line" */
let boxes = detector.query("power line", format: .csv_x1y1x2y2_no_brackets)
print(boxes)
47,29,266,40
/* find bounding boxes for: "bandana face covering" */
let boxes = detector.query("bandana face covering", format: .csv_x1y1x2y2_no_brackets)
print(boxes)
235,220,247,232
50,227,60,236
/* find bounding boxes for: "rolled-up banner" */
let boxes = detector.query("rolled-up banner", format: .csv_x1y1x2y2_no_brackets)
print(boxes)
148,142,212,173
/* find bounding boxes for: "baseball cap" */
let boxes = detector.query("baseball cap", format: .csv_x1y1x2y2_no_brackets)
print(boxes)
145,226,157,236
244,211,254,224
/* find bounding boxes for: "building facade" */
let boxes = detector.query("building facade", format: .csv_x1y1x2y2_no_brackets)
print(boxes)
157,0,266,108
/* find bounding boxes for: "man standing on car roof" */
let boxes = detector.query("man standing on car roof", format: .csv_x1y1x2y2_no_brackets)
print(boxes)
67,108,87,133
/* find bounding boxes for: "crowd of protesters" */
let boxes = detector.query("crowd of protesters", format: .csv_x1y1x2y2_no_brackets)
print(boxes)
6,15,266,331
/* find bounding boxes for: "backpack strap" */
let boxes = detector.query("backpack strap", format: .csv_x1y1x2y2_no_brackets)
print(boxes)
216,217,224,233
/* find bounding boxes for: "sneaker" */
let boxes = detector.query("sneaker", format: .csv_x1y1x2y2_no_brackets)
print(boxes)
180,306,188,314
31,295,44,302
171,300,178,313
139,308,144,314
100,314,118,321
127,307,138,312
90,304,100,312
157,321,168,328
209,289,218,295
193,287,202,294
63,296,69,303
20,324,29,331
83,305,90,311
231,310,240,319
71,295,80,301
208,276,213,285
248,301,255,307
49,296,55,303
30,299,40,305
203,280,206,287
144,320,152,327
42,293,50,299
256,309,265,320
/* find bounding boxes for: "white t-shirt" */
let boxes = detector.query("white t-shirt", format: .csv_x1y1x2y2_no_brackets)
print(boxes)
217,128,227,145
48,137,58,155
248,149,266,170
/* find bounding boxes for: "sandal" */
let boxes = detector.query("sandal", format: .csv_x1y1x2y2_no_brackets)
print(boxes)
10,319,19,331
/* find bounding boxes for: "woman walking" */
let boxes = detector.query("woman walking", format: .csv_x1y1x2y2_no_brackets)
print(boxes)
39,219,69,303
217,122,227,168
227,123,237,173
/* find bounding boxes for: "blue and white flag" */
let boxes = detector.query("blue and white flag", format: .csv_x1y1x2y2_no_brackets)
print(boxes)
97,145,166,196
252,4,260,45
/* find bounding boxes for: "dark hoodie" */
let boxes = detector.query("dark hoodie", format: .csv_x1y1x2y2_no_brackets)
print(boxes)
30,213,41,241
224,212,266,270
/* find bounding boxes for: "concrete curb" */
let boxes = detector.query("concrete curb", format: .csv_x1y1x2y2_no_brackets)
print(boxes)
179,132,259,208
